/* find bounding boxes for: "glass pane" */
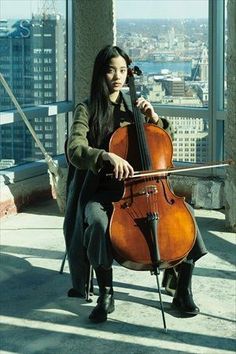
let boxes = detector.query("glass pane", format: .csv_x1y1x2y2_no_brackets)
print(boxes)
0,0,67,110
116,0,211,164
116,0,209,108
0,0,67,169
0,113,66,169
224,0,227,109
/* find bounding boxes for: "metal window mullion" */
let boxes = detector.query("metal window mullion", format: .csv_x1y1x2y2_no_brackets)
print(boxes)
0,101,73,125
212,0,225,174
67,0,73,103
208,0,214,165
66,0,74,135
215,0,225,112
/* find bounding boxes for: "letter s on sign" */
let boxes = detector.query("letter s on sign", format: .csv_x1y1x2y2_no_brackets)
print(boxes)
19,20,30,38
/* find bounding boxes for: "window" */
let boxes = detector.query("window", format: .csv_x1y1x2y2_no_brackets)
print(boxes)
117,0,209,109
0,0,72,169
116,0,226,169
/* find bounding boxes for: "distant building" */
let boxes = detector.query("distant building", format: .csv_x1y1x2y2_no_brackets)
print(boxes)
147,82,165,103
162,96,202,107
168,117,208,163
199,46,208,82
162,78,185,96
144,74,206,162
0,15,66,166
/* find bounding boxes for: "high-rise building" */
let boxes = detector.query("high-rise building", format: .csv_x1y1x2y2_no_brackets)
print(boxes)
0,14,66,167
168,116,208,163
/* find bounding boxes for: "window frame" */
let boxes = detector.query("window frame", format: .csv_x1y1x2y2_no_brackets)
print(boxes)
148,0,226,177
1,0,227,179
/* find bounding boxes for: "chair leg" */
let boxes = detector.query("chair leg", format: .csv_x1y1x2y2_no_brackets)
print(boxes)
59,250,67,274
162,267,178,297
85,265,94,302
60,250,94,301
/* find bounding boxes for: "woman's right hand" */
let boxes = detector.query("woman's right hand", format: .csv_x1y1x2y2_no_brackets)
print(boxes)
102,152,134,180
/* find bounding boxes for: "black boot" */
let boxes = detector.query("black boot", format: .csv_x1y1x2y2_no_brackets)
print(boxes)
89,267,115,323
172,260,200,316
162,267,178,297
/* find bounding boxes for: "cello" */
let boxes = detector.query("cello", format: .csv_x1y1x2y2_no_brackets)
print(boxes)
108,66,232,330
109,66,197,269
108,66,197,330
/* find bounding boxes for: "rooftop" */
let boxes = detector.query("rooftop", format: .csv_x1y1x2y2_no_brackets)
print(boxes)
1,198,235,354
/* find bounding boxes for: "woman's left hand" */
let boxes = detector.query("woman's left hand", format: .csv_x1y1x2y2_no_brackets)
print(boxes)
136,97,159,123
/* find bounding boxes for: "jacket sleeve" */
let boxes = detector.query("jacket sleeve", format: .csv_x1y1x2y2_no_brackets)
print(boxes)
145,111,175,140
67,103,105,173
154,117,175,140
122,91,175,139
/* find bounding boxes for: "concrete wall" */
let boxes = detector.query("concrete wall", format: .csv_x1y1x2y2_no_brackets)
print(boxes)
73,0,115,103
169,175,225,210
0,158,67,218
0,172,52,218
225,0,236,231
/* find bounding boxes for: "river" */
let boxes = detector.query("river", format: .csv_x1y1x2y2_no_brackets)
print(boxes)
134,61,192,75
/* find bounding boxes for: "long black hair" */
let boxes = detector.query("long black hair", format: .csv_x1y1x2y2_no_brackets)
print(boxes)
88,45,131,147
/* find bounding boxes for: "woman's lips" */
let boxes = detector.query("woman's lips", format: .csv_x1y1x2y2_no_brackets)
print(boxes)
112,82,121,87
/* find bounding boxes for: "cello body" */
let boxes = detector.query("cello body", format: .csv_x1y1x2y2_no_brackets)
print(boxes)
109,123,197,271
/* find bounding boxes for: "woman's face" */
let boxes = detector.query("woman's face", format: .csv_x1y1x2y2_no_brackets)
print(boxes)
105,55,128,94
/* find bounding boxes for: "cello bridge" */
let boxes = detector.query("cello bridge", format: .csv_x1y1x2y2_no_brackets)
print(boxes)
139,185,158,196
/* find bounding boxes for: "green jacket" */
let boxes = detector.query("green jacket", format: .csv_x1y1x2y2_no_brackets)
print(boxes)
63,92,174,297
67,92,174,173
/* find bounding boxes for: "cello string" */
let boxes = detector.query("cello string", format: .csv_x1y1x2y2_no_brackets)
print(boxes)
129,70,161,268
132,97,152,212
129,74,152,212
131,69,160,215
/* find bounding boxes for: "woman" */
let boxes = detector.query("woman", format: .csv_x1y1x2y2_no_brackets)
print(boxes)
64,45,207,323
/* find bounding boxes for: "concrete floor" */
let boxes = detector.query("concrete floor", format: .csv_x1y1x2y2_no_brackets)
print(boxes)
0,199,235,354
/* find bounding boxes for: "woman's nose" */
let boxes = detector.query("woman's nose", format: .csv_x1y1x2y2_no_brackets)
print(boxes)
114,70,120,79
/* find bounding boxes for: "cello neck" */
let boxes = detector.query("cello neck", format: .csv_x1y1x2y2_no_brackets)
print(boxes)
128,68,152,171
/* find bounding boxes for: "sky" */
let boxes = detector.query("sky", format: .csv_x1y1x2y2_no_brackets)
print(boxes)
0,0,208,20
116,0,208,19
0,0,65,19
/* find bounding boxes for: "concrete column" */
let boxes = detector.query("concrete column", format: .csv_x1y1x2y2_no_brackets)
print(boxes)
72,0,116,102
225,0,236,231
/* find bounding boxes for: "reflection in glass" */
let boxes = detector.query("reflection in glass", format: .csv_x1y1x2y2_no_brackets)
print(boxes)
0,0,67,110
0,0,67,169
0,113,66,169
